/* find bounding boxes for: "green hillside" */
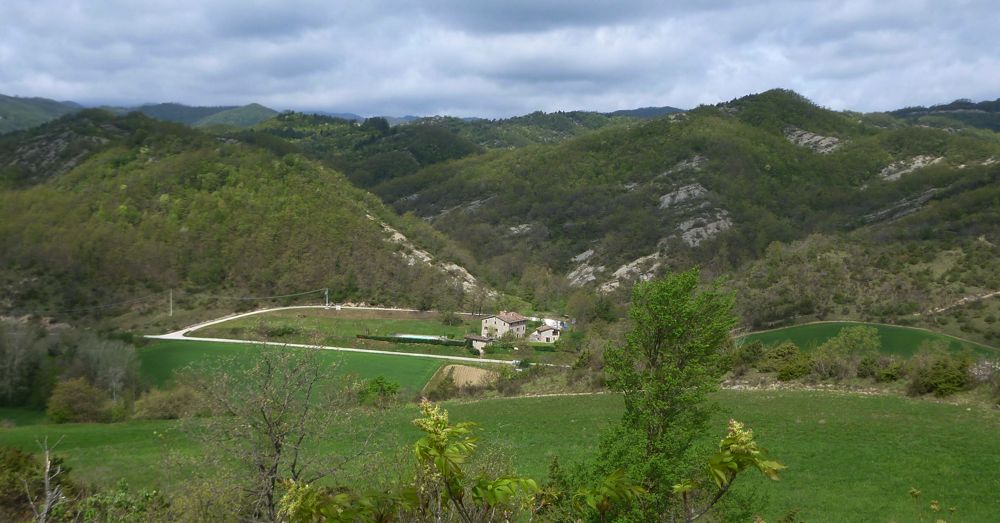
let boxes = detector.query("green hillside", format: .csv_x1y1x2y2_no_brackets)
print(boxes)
193,103,278,128
0,94,80,134
348,90,1000,336
0,110,488,325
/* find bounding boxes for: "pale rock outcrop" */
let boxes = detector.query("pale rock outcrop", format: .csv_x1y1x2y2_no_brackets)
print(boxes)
659,183,708,209
508,224,533,235
567,262,604,287
571,249,595,263
660,155,707,177
783,126,842,154
879,155,943,181
597,253,662,293
366,214,490,294
678,211,733,246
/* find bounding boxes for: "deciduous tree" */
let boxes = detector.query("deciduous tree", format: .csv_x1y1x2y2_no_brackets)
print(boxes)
599,267,737,517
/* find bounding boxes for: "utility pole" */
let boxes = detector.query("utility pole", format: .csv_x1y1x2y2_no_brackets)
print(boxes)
324,288,330,308
169,289,173,317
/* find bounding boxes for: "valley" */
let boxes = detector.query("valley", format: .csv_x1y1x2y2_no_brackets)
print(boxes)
2,88,999,521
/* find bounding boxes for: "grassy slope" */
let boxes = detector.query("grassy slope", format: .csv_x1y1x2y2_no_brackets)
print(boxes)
138,340,443,394
191,308,481,345
0,391,997,521
742,321,999,357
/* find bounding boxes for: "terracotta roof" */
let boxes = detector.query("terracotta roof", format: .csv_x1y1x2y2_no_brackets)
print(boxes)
487,311,528,324
535,325,558,333
465,334,490,342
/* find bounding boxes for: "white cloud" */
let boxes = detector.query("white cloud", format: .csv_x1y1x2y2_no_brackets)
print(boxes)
0,0,997,116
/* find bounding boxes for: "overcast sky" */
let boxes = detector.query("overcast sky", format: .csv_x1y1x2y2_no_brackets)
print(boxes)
1,0,997,118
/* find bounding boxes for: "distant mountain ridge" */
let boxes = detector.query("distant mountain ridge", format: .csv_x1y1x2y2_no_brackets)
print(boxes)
1,92,685,134
0,94,279,133
0,94,81,133
890,98,1000,131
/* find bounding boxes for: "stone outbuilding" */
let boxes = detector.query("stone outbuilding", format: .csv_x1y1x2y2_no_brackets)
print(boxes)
529,325,561,343
464,334,491,354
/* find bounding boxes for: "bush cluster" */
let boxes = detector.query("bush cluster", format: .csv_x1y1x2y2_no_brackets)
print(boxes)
905,347,973,397
733,329,997,399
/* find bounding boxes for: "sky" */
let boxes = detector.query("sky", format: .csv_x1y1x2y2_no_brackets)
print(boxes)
1,0,998,118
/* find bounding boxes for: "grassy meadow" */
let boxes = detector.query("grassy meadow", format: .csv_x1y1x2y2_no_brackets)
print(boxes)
138,339,444,394
191,308,481,344
742,321,999,357
1,390,998,521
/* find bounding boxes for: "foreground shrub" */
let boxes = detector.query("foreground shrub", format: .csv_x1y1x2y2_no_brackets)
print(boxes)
76,479,172,522
133,386,205,420
47,378,109,423
906,344,972,397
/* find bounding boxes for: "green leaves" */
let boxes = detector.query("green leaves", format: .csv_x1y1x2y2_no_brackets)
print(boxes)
573,469,647,518
471,476,539,508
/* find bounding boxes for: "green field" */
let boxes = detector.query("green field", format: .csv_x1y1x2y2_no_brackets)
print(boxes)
1,391,998,521
192,308,480,344
189,308,573,364
742,321,999,357
138,339,444,394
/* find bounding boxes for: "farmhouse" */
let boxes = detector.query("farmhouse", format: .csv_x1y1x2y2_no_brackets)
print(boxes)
481,311,528,339
529,324,561,343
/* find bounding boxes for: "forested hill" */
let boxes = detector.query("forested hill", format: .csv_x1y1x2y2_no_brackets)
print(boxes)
0,110,491,323
352,90,1000,336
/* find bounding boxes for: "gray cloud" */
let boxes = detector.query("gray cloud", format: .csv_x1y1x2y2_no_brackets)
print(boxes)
0,0,997,117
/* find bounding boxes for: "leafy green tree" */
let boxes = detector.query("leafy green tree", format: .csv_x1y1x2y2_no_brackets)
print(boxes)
598,267,737,516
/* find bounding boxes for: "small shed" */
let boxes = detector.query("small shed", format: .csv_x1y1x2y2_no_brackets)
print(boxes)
464,334,491,354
